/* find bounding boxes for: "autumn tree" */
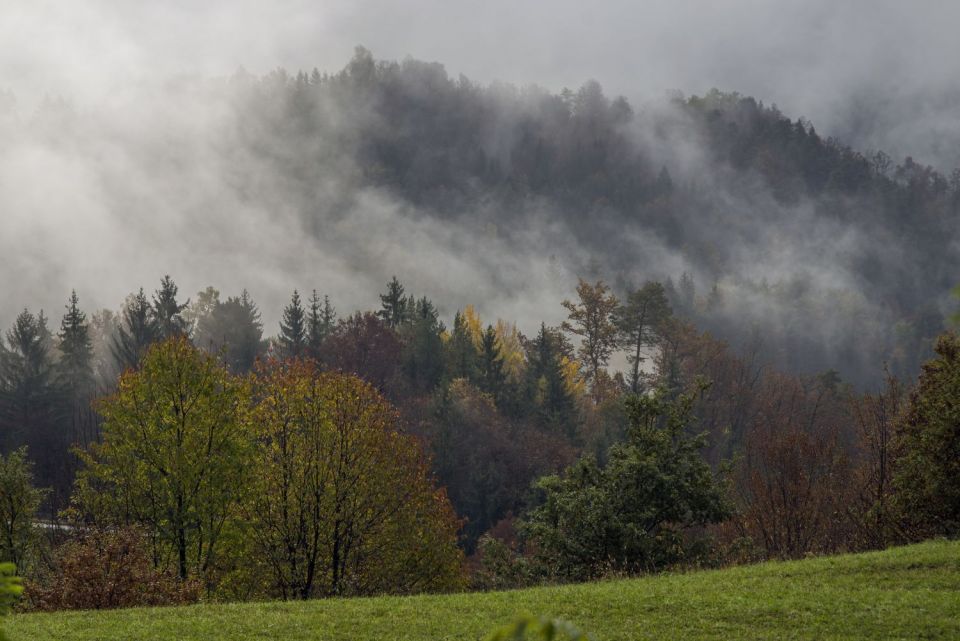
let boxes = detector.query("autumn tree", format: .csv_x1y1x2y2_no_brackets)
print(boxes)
614,281,671,394
246,361,462,597
847,372,905,548
322,312,401,393
561,279,618,404
72,338,251,581
733,373,853,558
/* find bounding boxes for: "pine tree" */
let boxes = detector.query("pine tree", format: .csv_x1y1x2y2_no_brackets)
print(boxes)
152,275,190,339
278,290,307,359
378,277,408,328
57,290,94,394
112,289,160,371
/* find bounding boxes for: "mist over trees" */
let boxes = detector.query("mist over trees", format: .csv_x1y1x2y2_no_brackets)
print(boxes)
3,49,959,392
0,48,959,609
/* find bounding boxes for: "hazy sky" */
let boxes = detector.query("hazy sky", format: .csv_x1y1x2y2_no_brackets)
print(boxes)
4,0,959,158
1,0,959,334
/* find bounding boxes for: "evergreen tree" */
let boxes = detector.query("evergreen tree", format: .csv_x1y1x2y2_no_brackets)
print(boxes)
111,289,160,372
378,277,409,328
526,323,576,435
400,297,445,393
194,289,266,373
891,332,960,538
57,291,96,448
0,310,57,438
152,275,190,339
278,290,307,359
523,385,730,579
57,290,94,394
478,325,506,400
306,290,335,360
445,311,478,381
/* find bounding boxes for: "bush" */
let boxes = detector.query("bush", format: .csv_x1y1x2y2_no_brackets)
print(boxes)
24,528,201,611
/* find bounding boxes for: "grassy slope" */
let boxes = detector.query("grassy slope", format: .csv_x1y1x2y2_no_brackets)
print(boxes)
7,540,960,641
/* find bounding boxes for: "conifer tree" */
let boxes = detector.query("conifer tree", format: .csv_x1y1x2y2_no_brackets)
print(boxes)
152,275,190,339
57,291,96,447
0,310,57,439
306,290,335,360
57,290,94,393
111,289,159,372
446,311,478,381
526,323,576,435
278,290,307,359
400,297,444,393
378,277,408,328
478,325,506,400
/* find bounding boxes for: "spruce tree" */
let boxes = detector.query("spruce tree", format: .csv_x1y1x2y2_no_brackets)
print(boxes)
278,290,307,359
152,275,190,339
0,310,57,449
57,290,94,394
378,277,408,328
446,311,478,381
478,325,506,399
306,290,335,360
112,289,160,371
527,323,576,435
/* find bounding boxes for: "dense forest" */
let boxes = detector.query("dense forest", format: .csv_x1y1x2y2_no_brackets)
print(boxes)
1,49,959,606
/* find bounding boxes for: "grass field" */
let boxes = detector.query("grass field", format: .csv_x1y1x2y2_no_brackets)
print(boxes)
7,540,959,640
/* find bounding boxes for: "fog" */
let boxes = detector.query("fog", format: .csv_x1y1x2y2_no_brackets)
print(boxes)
1,0,958,375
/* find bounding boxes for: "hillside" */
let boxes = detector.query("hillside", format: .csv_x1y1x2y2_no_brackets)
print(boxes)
7,540,959,640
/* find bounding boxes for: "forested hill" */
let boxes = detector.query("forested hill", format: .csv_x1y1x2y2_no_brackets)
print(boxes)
223,48,960,387
3,47,958,386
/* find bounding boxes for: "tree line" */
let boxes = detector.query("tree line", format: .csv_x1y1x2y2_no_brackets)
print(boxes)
1,274,959,607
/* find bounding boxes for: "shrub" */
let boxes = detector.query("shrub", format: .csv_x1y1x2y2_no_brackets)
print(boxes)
24,528,201,611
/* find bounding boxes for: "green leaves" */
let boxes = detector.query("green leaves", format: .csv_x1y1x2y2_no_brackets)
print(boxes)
522,385,730,579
